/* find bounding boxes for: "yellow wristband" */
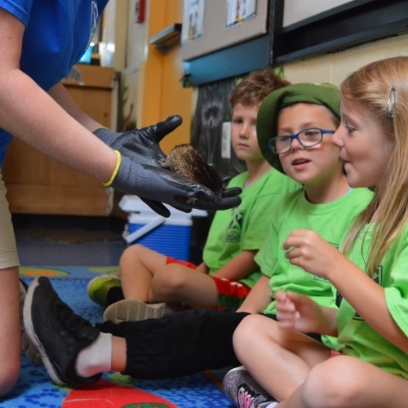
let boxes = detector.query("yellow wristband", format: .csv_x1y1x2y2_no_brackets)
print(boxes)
103,150,121,187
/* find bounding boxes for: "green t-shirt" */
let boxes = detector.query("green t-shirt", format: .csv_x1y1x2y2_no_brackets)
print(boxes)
257,187,373,348
336,224,408,379
203,169,299,288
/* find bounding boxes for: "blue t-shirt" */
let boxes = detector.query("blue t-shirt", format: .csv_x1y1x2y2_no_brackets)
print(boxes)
0,0,109,164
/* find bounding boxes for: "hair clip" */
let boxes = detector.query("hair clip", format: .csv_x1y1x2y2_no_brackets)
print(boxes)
384,87,397,118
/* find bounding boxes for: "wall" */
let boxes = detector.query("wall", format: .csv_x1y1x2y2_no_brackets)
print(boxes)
282,34,408,85
140,0,193,153
101,0,192,154
111,0,193,153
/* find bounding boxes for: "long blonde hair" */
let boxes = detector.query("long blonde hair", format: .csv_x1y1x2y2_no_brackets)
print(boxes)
341,57,408,277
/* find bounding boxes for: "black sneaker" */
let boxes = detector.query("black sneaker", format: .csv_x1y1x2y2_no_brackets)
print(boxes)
23,276,102,386
19,279,43,365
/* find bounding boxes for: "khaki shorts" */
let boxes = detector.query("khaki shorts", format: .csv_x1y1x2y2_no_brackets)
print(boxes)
0,169,19,269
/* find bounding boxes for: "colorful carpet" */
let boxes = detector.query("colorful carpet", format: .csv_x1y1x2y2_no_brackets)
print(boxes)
0,267,233,408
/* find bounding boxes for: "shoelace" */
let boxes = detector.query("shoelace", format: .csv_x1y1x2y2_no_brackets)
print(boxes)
54,302,88,331
238,386,256,408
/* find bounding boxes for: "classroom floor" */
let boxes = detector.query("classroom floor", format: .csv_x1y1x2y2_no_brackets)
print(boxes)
13,214,128,266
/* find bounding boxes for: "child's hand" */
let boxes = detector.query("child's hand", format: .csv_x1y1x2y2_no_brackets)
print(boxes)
275,291,326,334
283,229,341,279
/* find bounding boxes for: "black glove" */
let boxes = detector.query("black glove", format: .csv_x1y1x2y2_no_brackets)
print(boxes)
94,116,241,217
110,155,242,216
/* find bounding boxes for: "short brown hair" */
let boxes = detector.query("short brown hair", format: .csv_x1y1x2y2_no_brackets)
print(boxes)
229,69,290,108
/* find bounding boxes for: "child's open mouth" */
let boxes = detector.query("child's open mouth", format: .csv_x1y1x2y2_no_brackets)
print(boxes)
292,158,311,169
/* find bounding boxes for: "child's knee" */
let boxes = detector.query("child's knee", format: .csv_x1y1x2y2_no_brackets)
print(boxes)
301,357,364,408
233,314,264,349
120,244,143,260
119,244,146,270
151,267,185,297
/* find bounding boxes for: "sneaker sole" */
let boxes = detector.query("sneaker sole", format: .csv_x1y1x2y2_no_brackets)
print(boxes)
103,299,181,323
20,280,43,366
23,277,65,385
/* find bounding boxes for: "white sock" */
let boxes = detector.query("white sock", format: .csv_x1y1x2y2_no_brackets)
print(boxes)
75,332,112,377
259,403,279,408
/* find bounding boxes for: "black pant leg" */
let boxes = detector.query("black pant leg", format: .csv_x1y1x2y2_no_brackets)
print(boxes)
96,308,249,379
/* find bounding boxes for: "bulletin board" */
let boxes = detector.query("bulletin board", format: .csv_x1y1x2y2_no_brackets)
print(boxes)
282,0,354,27
183,0,408,85
181,0,268,61
271,0,408,65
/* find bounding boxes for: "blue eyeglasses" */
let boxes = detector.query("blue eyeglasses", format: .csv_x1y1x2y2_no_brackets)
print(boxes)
268,128,336,154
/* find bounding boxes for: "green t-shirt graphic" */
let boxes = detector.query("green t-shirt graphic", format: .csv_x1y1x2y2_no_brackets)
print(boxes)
203,169,299,289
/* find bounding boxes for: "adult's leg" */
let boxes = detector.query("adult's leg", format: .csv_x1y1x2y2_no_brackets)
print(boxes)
120,244,167,301
97,307,249,379
0,267,21,396
149,262,219,308
0,172,21,396
279,355,408,408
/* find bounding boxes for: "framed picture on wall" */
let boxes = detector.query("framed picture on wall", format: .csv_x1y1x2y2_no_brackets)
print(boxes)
226,0,257,27
270,0,408,65
181,0,206,43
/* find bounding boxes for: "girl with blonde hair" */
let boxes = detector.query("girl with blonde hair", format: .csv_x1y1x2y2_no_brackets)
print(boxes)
225,56,408,407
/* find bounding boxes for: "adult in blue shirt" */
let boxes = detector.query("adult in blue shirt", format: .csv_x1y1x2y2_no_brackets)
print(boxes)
0,1,240,396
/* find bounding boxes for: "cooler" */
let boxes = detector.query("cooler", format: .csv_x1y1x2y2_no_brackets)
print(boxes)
119,195,208,261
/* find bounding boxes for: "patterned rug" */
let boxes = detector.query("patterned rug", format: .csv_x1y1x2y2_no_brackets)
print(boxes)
0,267,233,408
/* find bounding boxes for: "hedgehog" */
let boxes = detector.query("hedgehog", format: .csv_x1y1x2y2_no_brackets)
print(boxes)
160,144,225,203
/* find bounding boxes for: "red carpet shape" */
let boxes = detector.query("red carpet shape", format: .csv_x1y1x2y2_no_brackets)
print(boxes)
62,379,177,408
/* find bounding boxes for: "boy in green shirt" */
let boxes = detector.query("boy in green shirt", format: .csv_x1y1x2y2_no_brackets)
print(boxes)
87,69,298,320
22,82,372,388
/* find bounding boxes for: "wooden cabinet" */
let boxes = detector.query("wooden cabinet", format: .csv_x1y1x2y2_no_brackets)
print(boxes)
2,64,115,216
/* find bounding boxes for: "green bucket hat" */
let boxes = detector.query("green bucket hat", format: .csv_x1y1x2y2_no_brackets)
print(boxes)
257,83,341,173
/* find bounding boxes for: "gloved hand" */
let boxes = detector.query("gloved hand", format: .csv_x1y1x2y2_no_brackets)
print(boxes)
105,154,242,217
94,116,241,217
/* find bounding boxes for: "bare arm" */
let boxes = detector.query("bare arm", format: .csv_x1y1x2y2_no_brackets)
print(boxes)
0,8,116,182
211,250,258,282
237,274,271,313
329,258,408,353
284,229,408,353
47,83,103,132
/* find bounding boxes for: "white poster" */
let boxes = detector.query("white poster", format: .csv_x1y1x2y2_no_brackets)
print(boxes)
283,0,355,27
181,0,206,43
226,0,257,28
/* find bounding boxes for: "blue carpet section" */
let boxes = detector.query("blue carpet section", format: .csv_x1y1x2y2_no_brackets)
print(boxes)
0,269,233,407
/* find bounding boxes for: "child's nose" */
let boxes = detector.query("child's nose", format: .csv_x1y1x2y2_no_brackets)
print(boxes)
291,137,303,150
240,125,250,138
331,129,343,147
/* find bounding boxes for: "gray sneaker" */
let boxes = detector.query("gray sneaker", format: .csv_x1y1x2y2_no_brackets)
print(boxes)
19,279,43,366
103,299,182,323
23,277,102,386
223,366,275,408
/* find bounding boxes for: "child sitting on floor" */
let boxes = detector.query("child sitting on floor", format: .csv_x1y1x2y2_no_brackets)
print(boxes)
87,69,298,321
